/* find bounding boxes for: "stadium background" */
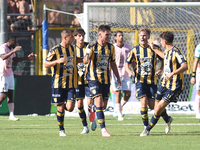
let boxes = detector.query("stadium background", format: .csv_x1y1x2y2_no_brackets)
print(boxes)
0,0,199,115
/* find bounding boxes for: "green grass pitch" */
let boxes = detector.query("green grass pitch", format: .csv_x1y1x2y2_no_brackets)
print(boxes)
0,114,200,150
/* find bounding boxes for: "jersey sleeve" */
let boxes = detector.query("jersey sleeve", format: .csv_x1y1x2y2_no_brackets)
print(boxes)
109,45,115,62
85,44,93,58
46,48,56,61
0,45,6,55
195,44,200,59
176,50,187,65
126,49,135,63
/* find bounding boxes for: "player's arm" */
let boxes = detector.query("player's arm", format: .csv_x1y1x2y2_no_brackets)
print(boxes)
0,46,21,60
13,53,37,62
83,47,92,64
44,57,67,68
190,58,199,85
165,62,188,81
148,39,164,59
76,56,83,64
110,62,121,88
125,62,135,77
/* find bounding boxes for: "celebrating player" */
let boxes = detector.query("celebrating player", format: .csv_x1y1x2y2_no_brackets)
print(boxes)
125,27,169,131
44,29,82,136
140,31,188,136
74,28,97,134
84,25,121,137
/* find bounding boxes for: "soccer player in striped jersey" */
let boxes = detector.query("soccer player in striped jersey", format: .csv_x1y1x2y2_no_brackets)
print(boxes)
140,31,188,136
125,27,165,130
190,44,200,120
84,25,121,137
44,28,83,136
73,28,97,134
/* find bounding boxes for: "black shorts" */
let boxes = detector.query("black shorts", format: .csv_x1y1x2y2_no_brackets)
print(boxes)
75,84,92,100
88,80,110,101
51,88,76,105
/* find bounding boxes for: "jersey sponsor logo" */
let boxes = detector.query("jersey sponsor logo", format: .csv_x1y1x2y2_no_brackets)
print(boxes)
67,56,74,61
96,59,108,73
96,55,109,59
63,62,74,71
140,57,153,75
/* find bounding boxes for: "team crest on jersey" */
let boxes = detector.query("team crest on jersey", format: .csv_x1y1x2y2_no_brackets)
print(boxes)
77,63,86,76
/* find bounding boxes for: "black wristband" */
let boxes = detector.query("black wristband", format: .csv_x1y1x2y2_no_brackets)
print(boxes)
192,72,196,77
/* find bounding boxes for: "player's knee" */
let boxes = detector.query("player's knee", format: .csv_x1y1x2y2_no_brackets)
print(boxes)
67,107,74,112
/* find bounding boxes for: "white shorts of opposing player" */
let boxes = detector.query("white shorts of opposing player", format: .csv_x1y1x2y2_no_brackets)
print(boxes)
0,75,15,92
195,67,200,119
111,76,131,92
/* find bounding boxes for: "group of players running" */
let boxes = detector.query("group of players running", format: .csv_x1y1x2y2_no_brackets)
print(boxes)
44,25,190,137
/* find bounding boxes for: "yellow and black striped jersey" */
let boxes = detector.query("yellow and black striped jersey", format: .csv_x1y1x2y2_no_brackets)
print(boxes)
126,44,162,85
74,42,89,85
85,41,115,84
160,46,187,91
46,44,77,89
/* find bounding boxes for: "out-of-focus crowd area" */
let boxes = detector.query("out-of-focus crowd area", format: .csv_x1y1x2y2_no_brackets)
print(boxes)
7,0,199,33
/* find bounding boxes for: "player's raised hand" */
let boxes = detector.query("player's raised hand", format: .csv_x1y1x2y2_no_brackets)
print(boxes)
13,46,21,52
58,57,67,64
148,39,155,50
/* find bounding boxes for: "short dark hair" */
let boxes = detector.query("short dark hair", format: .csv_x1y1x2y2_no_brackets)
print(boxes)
139,27,151,36
98,25,111,33
114,31,123,37
8,36,16,42
73,28,85,36
61,28,73,38
160,31,174,43
74,7,79,11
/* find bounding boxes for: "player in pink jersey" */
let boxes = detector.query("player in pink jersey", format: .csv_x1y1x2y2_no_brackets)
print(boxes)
111,31,133,121
190,44,200,120
0,37,37,121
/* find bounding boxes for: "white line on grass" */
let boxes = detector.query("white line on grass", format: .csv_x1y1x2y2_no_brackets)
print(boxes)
5,123,200,127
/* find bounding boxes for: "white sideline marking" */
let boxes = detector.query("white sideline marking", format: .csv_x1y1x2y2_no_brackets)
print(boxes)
5,123,200,127
106,123,200,126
